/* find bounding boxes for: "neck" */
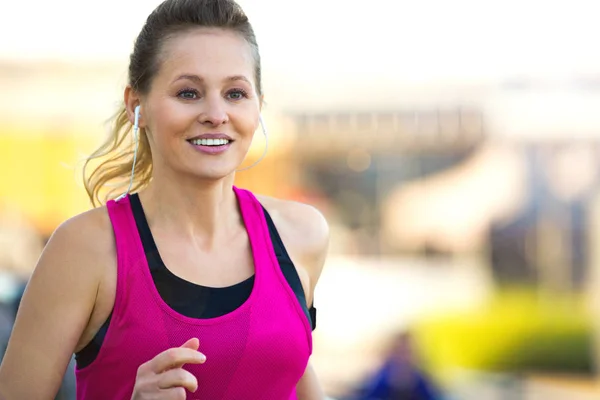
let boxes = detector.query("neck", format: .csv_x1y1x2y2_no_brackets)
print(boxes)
138,170,241,246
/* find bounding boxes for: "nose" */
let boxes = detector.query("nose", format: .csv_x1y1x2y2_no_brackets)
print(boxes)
199,94,228,127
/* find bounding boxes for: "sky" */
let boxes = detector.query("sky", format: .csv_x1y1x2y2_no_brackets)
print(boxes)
2,0,600,136
1,0,599,84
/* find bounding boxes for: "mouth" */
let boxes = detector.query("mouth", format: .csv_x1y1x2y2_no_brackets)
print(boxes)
187,138,232,147
186,137,233,155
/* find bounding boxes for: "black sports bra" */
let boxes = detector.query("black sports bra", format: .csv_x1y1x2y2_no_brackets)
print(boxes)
75,193,316,369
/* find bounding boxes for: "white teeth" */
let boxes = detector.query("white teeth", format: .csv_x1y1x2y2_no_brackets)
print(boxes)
190,138,230,146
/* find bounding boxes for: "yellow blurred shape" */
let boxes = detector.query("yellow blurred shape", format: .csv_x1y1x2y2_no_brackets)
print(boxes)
0,131,97,235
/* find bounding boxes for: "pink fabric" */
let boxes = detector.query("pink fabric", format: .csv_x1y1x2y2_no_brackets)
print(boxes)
76,187,312,399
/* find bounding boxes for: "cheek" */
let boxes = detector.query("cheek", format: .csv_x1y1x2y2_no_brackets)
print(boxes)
243,120,260,138
234,112,260,139
155,105,185,131
148,103,193,141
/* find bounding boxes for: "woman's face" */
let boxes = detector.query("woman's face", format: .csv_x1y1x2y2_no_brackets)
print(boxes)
138,28,261,181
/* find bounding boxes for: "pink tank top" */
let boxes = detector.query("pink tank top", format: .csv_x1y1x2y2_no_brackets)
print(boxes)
75,187,312,399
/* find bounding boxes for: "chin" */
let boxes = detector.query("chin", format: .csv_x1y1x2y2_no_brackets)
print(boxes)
171,153,245,181
187,165,237,181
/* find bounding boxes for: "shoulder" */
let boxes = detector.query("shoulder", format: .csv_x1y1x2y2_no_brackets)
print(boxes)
51,206,113,255
27,206,116,322
42,205,115,278
255,194,329,288
256,195,329,255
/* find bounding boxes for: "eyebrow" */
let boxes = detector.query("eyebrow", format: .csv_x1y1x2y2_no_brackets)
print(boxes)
173,74,251,85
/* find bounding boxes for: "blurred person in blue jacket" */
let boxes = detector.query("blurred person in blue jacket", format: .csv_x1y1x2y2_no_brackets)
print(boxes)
349,331,441,400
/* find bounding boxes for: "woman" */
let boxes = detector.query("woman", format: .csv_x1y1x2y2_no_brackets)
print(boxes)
0,0,329,399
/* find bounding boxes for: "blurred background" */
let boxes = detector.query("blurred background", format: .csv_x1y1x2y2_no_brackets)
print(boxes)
2,0,600,398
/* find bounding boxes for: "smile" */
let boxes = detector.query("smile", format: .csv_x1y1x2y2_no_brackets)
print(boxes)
187,138,232,155
188,138,231,146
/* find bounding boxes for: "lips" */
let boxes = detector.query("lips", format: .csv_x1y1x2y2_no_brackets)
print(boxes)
187,138,232,155
187,133,233,141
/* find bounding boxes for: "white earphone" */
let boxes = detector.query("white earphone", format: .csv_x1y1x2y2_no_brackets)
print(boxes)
133,105,140,133
115,105,141,202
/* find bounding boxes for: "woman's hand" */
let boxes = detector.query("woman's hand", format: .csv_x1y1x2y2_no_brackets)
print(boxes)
131,338,206,400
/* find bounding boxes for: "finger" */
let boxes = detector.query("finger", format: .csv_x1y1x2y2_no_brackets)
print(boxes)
138,338,202,374
158,387,187,400
180,337,199,351
151,347,206,373
158,368,198,393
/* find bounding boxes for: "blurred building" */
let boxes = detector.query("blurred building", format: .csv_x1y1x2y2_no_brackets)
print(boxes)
280,80,600,293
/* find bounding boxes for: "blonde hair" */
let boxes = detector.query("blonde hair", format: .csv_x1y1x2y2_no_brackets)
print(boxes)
81,0,261,207
83,106,153,207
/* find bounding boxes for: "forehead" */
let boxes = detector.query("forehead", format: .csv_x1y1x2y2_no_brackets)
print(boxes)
157,28,255,84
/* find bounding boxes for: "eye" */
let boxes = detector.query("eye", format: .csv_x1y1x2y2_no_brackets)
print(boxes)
177,88,199,100
226,89,248,101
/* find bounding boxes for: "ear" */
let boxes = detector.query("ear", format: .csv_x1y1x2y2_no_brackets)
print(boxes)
259,94,265,111
124,86,143,127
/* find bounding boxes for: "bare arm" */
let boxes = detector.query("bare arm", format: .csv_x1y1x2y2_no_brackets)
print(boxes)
295,206,328,400
0,210,110,400
297,362,326,400
295,204,328,400
260,197,330,400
